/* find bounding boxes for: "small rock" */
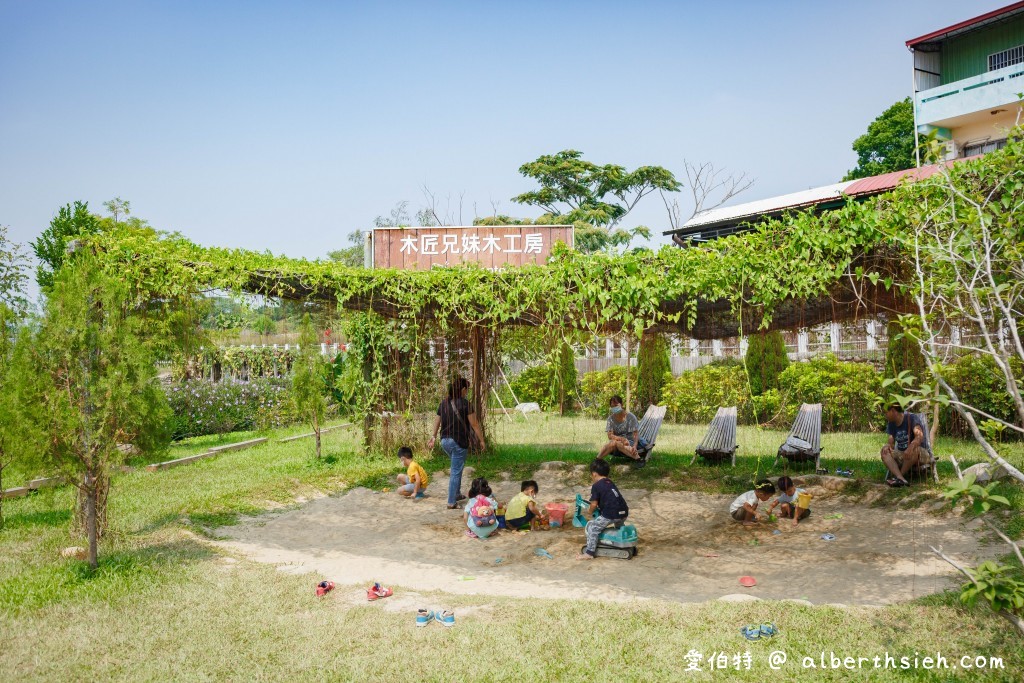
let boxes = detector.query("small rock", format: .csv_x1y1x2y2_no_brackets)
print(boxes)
963,462,1007,483
117,443,140,456
539,461,567,471
782,598,814,607
614,465,631,474
463,466,475,478
60,546,88,561
717,593,761,603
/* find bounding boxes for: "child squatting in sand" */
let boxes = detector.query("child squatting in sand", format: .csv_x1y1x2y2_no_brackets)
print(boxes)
396,446,428,499
766,475,812,527
729,478,776,524
504,480,548,530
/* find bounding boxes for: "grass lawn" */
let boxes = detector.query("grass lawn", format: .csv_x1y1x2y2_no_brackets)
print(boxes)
1,415,1023,681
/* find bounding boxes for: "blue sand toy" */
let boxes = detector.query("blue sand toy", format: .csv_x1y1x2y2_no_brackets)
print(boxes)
573,494,639,559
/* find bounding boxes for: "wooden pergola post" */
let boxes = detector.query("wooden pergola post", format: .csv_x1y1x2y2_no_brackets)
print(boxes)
470,326,486,449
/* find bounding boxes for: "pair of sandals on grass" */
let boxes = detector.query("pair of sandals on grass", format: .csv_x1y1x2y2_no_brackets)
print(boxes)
886,476,911,488
416,609,455,627
315,581,394,600
740,623,778,641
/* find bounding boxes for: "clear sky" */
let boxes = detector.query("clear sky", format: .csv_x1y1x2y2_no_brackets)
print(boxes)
0,0,1002,287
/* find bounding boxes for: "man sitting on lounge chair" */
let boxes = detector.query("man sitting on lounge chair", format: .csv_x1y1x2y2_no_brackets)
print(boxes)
598,396,647,466
880,403,934,487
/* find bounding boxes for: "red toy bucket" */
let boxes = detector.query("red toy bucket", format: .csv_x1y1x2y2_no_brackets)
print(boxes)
545,503,569,526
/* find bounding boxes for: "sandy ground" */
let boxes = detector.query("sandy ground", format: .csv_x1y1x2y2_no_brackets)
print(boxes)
217,467,994,607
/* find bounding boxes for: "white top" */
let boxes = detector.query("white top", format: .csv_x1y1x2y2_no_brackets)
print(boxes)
730,490,759,513
776,488,806,505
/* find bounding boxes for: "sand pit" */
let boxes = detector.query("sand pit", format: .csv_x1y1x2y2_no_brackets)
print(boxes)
217,468,995,606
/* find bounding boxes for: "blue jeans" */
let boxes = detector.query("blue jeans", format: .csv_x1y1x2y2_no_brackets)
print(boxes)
440,438,467,505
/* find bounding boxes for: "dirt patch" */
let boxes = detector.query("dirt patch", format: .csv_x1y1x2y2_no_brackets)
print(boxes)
216,470,995,606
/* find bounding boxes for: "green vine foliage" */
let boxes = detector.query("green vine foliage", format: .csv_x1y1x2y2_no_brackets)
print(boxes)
636,333,671,414
292,314,329,458
84,192,886,344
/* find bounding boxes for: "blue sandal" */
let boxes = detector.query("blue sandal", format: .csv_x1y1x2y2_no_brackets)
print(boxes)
740,625,761,641
759,623,778,638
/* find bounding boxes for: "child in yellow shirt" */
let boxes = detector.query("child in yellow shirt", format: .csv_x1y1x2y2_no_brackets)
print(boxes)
505,480,547,530
396,446,428,499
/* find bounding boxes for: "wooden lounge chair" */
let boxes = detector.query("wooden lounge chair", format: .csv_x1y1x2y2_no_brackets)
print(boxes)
774,403,822,471
879,412,940,484
611,405,667,463
690,406,739,467
637,404,667,461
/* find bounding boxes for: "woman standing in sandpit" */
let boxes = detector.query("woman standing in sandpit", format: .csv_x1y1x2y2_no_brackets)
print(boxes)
428,377,486,509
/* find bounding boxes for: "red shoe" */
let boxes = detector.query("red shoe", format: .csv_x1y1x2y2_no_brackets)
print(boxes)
367,582,393,600
315,580,334,597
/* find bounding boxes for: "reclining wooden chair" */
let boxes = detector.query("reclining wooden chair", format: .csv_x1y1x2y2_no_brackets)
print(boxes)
774,403,822,471
690,406,738,467
610,405,667,463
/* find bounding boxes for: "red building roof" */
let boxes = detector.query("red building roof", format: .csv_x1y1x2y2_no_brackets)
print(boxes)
906,1,1024,48
844,156,981,196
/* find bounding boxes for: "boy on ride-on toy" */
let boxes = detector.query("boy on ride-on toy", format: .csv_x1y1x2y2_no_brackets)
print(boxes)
576,459,629,560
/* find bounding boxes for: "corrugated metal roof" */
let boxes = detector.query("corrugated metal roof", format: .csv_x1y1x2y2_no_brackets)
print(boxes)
667,157,982,237
906,1,1024,48
672,181,854,231
844,155,981,194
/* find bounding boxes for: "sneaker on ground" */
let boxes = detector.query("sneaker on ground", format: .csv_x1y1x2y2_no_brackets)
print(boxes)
367,582,393,600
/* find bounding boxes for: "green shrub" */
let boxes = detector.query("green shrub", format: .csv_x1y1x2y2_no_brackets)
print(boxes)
884,320,927,381
750,388,783,424
776,354,881,431
509,342,580,413
661,364,750,424
636,333,671,414
941,354,1023,438
744,331,789,396
580,365,637,417
164,378,299,440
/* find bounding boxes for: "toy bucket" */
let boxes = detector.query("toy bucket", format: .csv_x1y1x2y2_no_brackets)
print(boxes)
545,503,569,527
797,492,812,509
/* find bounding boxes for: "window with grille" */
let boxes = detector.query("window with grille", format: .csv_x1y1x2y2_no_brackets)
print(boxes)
963,138,1008,157
989,44,1024,71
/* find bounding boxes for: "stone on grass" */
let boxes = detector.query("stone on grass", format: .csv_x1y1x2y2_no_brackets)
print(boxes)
60,547,88,561
538,461,567,471
717,593,761,603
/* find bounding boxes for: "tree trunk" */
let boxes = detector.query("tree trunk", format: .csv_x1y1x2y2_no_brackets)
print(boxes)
74,472,109,537
361,352,376,452
313,412,322,459
0,464,4,530
85,473,98,570
930,401,940,446
470,326,486,450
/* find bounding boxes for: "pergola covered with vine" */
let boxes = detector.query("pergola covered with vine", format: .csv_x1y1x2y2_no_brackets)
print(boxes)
85,199,910,447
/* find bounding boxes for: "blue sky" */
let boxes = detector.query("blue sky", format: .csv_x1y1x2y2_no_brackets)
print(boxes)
0,0,999,286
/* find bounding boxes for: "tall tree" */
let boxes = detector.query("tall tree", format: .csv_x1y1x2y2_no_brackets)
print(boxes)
513,150,680,252
0,225,30,313
843,98,916,181
292,314,328,458
102,197,131,224
327,230,366,268
0,230,31,528
16,257,170,568
31,201,101,291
